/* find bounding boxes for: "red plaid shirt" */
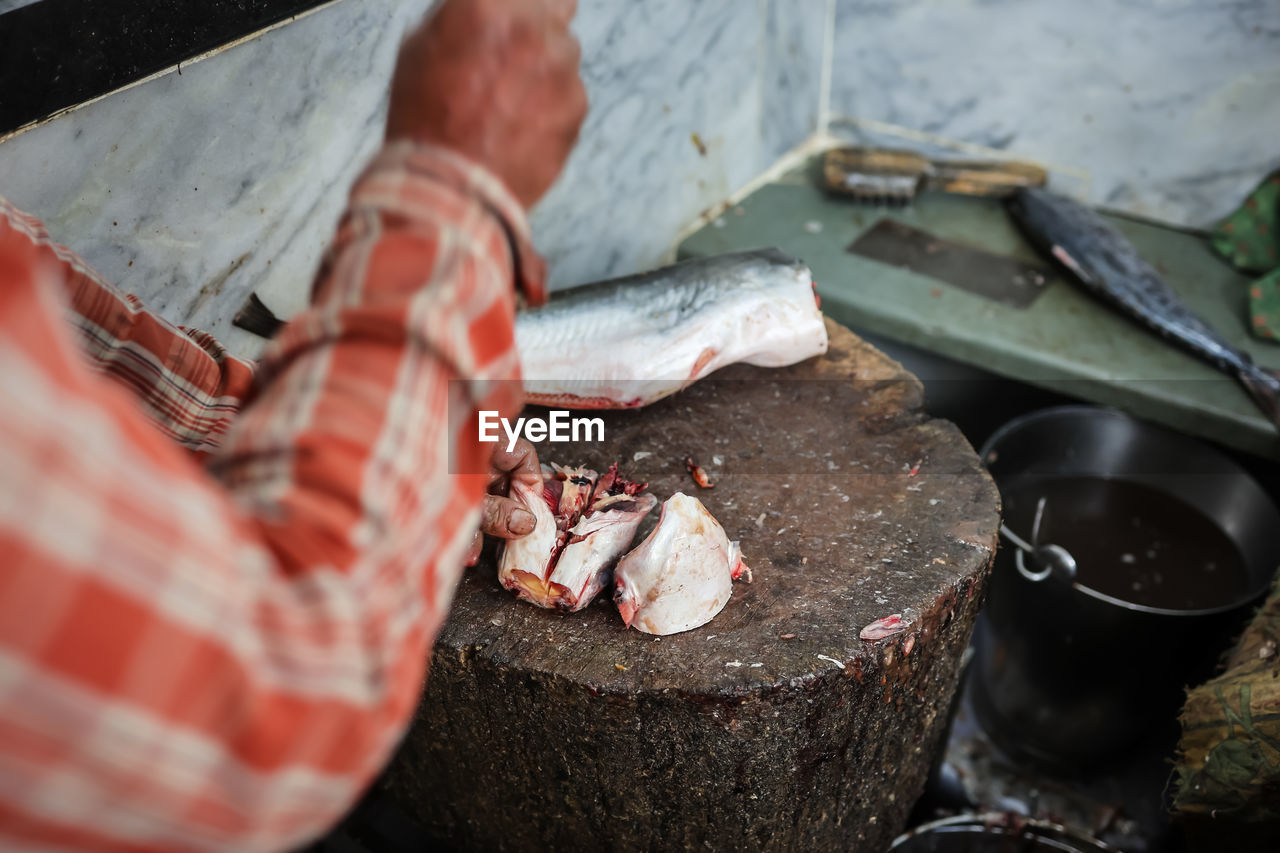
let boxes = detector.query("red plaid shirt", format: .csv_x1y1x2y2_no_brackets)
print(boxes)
0,141,544,851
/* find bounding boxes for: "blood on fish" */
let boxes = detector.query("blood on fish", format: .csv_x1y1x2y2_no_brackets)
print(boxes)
1050,244,1087,279
689,347,718,380
541,483,560,514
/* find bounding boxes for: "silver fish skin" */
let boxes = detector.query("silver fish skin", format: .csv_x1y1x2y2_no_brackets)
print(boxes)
516,249,827,409
1007,187,1280,429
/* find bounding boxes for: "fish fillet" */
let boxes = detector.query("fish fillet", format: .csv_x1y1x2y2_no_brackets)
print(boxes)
614,493,750,635
499,463,656,611
517,249,827,408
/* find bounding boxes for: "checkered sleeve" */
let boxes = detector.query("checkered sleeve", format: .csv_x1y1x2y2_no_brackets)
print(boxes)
0,141,542,851
0,198,257,455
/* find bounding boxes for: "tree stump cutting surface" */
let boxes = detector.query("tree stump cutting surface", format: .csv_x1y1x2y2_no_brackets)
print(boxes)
381,319,1000,852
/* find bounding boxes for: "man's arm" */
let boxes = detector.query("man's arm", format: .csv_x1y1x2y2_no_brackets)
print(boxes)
0,0,584,849
0,197,256,454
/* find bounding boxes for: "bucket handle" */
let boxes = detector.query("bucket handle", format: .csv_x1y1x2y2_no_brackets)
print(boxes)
1001,525,1054,582
1000,497,1078,583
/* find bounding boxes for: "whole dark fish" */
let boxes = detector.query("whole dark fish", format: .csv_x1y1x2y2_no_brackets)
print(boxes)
1007,187,1280,430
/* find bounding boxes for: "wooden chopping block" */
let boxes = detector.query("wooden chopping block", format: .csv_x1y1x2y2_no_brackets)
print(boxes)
379,319,1000,852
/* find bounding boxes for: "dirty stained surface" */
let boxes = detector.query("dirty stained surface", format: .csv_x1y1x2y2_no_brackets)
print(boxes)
383,319,1001,852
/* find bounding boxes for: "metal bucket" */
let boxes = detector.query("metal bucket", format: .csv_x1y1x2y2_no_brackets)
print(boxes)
892,813,1113,852
972,406,1279,771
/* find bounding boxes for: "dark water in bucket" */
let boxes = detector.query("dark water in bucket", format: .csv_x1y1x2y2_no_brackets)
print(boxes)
973,406,1279,771
1003,476,1251,611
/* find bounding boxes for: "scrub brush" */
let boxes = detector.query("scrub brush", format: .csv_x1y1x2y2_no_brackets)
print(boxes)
233,292,284,338
822,146,1047,205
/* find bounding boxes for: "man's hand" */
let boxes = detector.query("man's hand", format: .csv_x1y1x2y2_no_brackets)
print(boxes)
387,0,587,208
464,438,542,566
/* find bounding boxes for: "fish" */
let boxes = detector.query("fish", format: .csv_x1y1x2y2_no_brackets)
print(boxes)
499,462,656,611
1007,187,1280,430
234,249,827,411
860,614,905,641
516,248,827,409
613,493,750,636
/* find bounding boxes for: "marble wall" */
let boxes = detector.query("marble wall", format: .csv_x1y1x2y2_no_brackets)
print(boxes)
10,0,1268,358
830,0,1280,228
0,0,829,356
531,0,827,291
0,0,435,355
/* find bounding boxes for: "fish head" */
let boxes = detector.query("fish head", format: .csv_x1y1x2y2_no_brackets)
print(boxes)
1007,186,1068,232
664,491,720,537
612,492,739,635
1006,187,1099,284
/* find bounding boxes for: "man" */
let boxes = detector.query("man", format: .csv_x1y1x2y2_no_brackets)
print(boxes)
0,0,586,849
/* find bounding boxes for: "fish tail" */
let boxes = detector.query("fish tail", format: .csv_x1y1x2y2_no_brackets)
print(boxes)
1237,365,1280,431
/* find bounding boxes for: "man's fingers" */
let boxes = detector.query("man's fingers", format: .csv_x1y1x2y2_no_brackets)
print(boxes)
540,0,577,27
490,437,542,486
481,494,538,538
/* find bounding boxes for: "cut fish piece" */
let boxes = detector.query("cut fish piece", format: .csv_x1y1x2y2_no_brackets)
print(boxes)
860,614,905,641
614,493,750,635
555,493,658,610
497,477,562,605
499,463,656,611
517,249,827,409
